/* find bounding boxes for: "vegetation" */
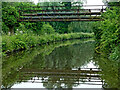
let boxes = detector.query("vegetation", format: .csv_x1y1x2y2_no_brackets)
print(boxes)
2,2,94,54
93,53,119,88
1,1,120,89
93,3,120,88
2,2,120,89
68,22,94,33
2,2,43,35
93,2,120,61
2,3,19,34
2,32,93,54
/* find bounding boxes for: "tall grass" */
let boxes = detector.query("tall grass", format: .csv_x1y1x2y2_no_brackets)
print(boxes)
2,32,94,53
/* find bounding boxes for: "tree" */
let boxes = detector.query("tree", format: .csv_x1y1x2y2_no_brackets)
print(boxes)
2,3,19,35
2,2,44,35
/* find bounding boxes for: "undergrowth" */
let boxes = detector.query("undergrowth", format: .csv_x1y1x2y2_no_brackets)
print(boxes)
2,32,94,53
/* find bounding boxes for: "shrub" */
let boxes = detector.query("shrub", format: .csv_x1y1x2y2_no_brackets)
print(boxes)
40,23,55,35
2,32,93,53
94,7,120,61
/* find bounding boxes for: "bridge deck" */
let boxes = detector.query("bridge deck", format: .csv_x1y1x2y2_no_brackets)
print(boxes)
22,12,102,16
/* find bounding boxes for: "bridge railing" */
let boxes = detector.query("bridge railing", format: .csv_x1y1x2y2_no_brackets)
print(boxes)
20,5,107,12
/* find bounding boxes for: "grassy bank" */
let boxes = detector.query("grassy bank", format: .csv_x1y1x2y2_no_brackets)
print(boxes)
2,32,94,54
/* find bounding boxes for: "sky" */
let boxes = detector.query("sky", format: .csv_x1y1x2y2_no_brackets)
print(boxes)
86,0,104,5
33,0,105,10
33,0,104,5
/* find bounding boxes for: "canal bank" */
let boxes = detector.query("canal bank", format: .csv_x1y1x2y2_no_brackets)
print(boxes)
2,32,94,55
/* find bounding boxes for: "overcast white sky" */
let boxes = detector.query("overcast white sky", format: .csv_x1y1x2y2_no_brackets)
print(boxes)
86,0,104,5
33,0,104,5
33,0,105,10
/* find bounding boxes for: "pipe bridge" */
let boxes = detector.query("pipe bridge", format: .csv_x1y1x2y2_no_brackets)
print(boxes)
18,5,109,22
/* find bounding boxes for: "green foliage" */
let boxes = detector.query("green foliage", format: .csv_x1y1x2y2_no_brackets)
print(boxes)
15,23,26,33
2,2,93,35
94,5,120,61
2,4,19,34
2,22,9,34
2,32,93,53
93,53,119,88
2,2,44,35
49,22,71,34
69,22,94,33
16,2,44,34
39,2,83,34
40,23,55,35
93,22,102,47
109,46,120,60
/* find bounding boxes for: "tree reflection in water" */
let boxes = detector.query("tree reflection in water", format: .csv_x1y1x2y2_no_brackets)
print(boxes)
2,39,119,89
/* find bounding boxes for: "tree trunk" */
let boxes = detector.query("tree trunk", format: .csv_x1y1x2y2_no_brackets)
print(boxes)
9,26,14,35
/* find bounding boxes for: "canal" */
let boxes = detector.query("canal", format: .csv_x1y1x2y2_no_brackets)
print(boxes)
2,39,118,89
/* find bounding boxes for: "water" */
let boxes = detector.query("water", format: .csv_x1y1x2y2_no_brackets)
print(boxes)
2,39,119,89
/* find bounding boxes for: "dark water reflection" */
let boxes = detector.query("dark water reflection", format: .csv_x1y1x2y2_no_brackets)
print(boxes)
2,39,119,89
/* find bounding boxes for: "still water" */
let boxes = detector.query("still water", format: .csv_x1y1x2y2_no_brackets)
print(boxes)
2,39,118,89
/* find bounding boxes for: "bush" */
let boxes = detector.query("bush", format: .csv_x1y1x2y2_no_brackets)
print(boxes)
40,23,55,35
2,32,94,53
94,7,120,61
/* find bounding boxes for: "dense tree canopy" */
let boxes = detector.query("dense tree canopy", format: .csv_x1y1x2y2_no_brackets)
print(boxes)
2,2,44,35
2,5,19,34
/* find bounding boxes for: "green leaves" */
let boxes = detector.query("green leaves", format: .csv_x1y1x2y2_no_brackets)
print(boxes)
94,5,120,61
2,32,93,53
41,23,55,35
2,6,19,27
